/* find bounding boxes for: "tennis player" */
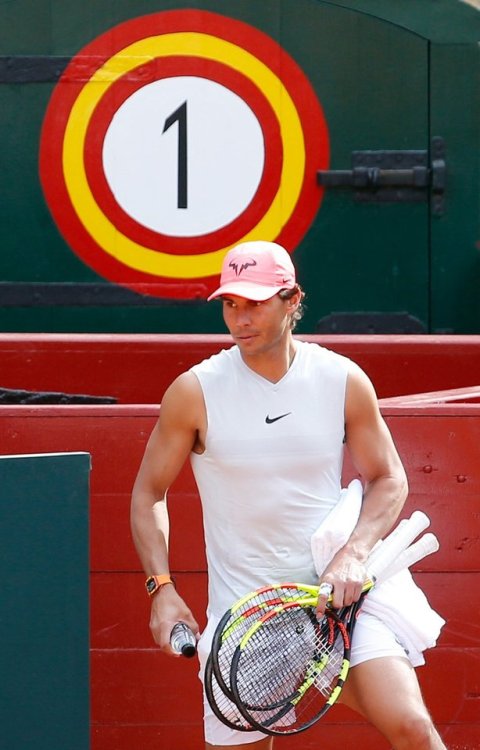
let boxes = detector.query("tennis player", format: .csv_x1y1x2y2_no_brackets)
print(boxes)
131,241,446,749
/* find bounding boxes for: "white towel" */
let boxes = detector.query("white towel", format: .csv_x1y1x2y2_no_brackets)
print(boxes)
310,480,445,662
362,570,445,664
310,478,363,571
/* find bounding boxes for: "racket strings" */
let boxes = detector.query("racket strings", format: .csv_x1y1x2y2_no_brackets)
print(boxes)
205,654,253,732
212,585,319,699
206,516,438,736
230,606,347,731
208,584,356,735
207,649,294,732
234,608,317,708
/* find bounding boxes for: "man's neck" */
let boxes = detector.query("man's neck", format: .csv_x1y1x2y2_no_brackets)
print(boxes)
240,338,297,384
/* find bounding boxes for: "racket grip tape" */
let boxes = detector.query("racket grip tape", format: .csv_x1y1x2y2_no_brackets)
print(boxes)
170,622,197,657
367,510,431,579
374,532,440,582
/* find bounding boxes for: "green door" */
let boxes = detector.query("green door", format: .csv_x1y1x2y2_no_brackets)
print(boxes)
282,3,430,333
1,1,479,333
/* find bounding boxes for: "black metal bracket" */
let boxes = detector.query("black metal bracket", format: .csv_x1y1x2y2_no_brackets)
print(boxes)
317,137,446,215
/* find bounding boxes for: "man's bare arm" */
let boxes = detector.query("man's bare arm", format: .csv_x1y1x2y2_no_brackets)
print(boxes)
317,363,408,613
130,372,204,651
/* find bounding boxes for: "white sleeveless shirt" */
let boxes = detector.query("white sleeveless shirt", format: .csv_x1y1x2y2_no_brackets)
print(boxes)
190,340,351,617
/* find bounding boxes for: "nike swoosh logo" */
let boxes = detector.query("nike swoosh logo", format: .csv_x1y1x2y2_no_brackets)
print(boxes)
265,412,292,424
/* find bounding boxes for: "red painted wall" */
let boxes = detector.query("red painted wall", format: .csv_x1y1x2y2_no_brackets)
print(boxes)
1,333,480,401
0,335,479,748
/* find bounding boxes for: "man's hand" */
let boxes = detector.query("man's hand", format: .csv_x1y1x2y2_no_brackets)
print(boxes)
149,584,199,656
316,554,367,619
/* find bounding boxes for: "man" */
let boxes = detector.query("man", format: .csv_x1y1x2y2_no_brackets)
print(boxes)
130,240,446,749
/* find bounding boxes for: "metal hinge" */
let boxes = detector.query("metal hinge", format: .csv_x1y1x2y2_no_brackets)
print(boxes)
317,136,446,215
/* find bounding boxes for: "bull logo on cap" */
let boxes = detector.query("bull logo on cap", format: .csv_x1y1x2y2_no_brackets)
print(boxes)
229,258,257,276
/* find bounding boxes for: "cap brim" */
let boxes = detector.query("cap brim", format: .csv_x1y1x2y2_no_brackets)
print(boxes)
207,282,284,302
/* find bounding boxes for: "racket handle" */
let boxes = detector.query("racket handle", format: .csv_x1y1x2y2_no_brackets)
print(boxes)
367,510,431,579
374,532,439,582
170,622,197,658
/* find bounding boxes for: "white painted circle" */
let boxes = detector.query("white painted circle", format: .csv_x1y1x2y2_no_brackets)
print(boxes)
102,76,265,237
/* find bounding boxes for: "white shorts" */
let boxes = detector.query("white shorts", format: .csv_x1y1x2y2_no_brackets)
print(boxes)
197,610,411,747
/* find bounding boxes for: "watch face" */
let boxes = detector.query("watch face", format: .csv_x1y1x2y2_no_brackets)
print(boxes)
146,577,157,594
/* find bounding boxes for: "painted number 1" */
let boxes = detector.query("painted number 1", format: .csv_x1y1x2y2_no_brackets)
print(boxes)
163,101,188,209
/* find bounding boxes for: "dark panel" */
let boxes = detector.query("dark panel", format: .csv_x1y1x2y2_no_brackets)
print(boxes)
0,452,91,750
430,43,480,333
316,312,427,334
0,282,204,306
0,56,70,82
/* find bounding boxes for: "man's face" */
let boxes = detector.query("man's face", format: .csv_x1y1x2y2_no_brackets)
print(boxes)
221,292,298,357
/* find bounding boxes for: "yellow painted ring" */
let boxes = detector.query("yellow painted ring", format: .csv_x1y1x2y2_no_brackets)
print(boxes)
62,32,306,279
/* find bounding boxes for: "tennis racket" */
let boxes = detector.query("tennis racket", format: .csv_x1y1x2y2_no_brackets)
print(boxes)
204,652,254,732
228,584,371,733
366,510,430,575
210,583,321,700
371,531,439,582
227,531,439,735
207,512,438,733
212,509,431,685
207,584,322,733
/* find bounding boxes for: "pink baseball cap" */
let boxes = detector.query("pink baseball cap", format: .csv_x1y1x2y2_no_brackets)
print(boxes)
207,241,296,302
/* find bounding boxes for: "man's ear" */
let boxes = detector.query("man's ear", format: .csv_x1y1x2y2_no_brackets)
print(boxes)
286,289,301,311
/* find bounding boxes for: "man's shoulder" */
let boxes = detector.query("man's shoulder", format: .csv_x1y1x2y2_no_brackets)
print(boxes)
165,369,203,402
190,345,238,377
297,339,353,372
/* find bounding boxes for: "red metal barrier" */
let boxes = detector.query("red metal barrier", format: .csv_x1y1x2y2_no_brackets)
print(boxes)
0,334,479,748
0,333,480,401
0,398,478,749
381,385,480,405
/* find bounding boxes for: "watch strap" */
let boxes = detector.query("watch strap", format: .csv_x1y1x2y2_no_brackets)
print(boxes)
145,574,174,597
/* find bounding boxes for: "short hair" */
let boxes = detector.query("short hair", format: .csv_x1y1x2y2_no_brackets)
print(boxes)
278,284,306,330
